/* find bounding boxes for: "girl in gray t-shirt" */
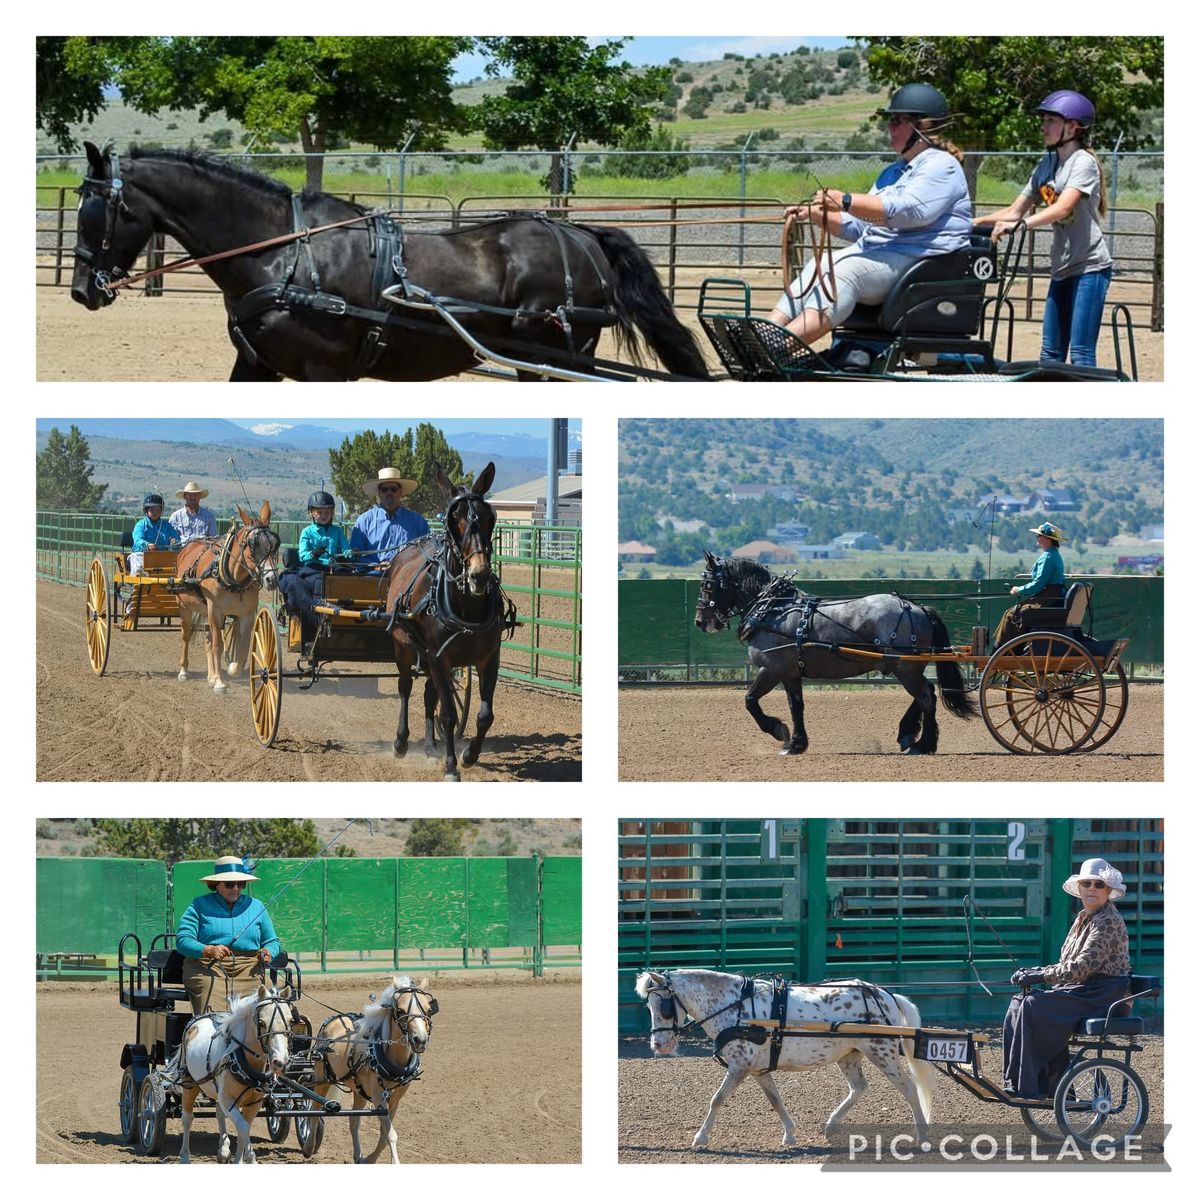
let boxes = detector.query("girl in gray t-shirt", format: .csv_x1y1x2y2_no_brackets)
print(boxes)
974,90,1113,368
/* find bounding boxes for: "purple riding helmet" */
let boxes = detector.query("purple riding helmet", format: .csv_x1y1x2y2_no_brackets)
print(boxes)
1037,90,1095,127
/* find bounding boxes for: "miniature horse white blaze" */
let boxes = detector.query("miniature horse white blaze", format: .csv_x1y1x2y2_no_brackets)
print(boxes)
175,985,294,1163
636,969,934,1150
313,976,435,1164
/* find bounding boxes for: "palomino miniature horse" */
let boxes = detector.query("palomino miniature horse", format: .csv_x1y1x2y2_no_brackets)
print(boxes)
70,143,708,381
173,985,294,1164
175,502,280,691
636,969,934,1150
313,976,436,1164
383,463,507,781
696,553,975,755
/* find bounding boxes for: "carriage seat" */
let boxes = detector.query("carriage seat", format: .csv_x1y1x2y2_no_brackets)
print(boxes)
121,529,134,549
1019,582,1092,631
838,234,996,338
283,547,301,571
1075,975,1161,1036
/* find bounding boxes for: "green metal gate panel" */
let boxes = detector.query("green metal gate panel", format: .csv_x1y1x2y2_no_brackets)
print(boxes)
467,857,513,947
542,856,583,944
36,857,166,954
326,858,398,951
396,858,468,947
505,857,540,946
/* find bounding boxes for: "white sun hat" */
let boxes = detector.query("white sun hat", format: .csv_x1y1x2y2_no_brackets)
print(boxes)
1063,857,1125,899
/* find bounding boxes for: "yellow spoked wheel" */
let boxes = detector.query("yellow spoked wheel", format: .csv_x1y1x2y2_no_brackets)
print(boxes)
980,632,1106,754
250,607,283,747
85,556,112,675
1078,662,1130,752
222,617,240,670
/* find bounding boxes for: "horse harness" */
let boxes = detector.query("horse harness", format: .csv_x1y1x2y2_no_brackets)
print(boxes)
169,522,279,598
74,150,130,293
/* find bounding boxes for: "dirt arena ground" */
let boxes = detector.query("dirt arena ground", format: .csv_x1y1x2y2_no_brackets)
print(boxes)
35,284,1163,381
619,684,1163,782
36,971,581,1163
37,579,581,781
618,1032,1165,1165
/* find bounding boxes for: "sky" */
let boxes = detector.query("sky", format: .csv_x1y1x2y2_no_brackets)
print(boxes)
452,36,851,82
227,418,580,438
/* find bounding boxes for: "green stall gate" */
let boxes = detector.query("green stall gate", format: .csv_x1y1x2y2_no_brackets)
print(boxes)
618,576,1163,681
36,853,581,978
36,510,581,693
618,819,1162,1033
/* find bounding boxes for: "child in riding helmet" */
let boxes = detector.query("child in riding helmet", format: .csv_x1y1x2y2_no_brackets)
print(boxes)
976,90,1112,368
128,492,180,574
298,490,351,566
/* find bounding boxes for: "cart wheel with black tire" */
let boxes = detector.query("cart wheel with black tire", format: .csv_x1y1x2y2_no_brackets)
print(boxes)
137,1074,167,1155
1053,1056,1149,1148
118,1065,139,1143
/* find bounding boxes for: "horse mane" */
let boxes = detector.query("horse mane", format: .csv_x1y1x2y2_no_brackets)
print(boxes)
356,975,414,1039
216,988,265,1042
634,972,655,999
128,146,293,200
724,557,775,591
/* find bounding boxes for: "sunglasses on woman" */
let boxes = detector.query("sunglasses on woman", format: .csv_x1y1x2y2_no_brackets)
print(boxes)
219,881,247,889
1078,880,1109,889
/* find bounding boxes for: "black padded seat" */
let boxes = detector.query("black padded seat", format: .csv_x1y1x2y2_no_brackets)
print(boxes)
838,235,996,338
1018,581,1091,631
1079,1016,1144,1035
120,529,134,549
283,547,301,571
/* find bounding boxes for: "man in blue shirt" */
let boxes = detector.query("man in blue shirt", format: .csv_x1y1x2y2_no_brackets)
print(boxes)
351,468,430,565
994,522,1069,646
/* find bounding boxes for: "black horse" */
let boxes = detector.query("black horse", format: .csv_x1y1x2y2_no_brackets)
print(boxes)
382,463,513,781
70,142,708,381
696,553,975,755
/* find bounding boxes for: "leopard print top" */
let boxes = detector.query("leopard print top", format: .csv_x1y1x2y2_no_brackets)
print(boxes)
1042,900,1130,986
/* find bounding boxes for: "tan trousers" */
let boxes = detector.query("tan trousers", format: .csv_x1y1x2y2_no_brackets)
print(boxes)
182,954,267,1016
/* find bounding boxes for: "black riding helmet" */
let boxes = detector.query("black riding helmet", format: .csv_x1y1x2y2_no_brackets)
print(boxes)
307,490,335,510
142,492,164,511
877,82,951,121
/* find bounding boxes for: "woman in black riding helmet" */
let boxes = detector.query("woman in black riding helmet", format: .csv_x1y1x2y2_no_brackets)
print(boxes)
128,492,180,574
278,490,352,641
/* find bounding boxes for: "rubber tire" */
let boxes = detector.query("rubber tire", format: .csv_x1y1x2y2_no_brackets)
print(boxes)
297,1107,325,1159
137,1074,166,1155
266,1112,291,1143
1054,1057,1148,1148
118,1066,138,1143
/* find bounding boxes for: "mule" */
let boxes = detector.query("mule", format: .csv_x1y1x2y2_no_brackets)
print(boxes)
70,142,708,381
696,552,975,754
636,969,935,1150
172,985,294,1164
382,463,509,780
313,976,436,1164
174,502,280,691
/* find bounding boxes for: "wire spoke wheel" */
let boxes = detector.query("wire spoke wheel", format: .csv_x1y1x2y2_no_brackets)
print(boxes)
266,1112,291,1143
137,1074,166,1155
980,633,1105,754
1078,663,1130,752
250,607,283,747
1054,1057,1149,1148
1019,1100,1070,1145
85,556,112,675
296,1101,325,1159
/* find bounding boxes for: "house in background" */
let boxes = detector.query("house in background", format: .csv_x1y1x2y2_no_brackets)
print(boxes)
730,539,800,564
834,530,882,550
489,473,582,526
617,540,657,563
1028,488,1077,511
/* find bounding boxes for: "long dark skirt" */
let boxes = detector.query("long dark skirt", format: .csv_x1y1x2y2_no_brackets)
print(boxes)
994,583,1066,646
1002,974,1130,1098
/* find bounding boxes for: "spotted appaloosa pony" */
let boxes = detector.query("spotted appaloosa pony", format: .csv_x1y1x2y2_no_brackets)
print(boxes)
174,502,280,691
172,985,294,1164
636,969,934,1150
313,976,436,1164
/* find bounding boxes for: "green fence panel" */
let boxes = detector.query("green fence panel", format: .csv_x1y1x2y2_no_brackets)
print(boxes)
36,857,166,955
542,856,583,944
396,858,468,947
506,857,540,946
467,857,514,947
326,857,398,952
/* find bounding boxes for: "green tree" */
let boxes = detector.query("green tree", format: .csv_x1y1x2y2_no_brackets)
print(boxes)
859,36,1163,195
93,818,329,867
36,36,109,150
472,38,672,192
327,424,467,519
36,425,107,511
601,124,691,179
43,36,471,191
406,818,467,856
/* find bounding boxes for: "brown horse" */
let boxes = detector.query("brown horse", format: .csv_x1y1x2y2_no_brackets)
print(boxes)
382,463,510,780
175,502,281,691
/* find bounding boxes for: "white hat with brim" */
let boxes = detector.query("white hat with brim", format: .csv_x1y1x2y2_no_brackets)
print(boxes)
1030,521,1068,541
176,481,210,499
200,855,260,883
1063,857,1125,899
363,467,419,500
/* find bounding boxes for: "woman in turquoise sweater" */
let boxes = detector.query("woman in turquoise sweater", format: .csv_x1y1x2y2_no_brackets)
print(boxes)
176,856,281,1015
994,521,1068,646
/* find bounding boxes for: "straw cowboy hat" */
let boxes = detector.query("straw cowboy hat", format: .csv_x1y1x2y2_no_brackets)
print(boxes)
1063,857,1126,900
363,467,419,500
1029,521,1069,542
200,856,260,883
175,481,210,499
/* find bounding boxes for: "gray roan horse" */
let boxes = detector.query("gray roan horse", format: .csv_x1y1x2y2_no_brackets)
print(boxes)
696,553,975,754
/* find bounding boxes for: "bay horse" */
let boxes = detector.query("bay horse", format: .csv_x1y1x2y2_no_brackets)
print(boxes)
313,976,437,1164
636,969,935,1150
382,462,511,781
171,984,295,1163
70,142,709,381
696,552,975,755
174,502,280,691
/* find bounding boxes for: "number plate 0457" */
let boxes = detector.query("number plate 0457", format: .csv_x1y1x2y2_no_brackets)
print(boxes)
915,1032,971,1063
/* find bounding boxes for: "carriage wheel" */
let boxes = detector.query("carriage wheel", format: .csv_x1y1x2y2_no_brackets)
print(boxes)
250,607,283,747
222,617,240,672
136,1074,166,1155
118,1066,138,1143
296,1104,325,1159
453,666,473,737
85,556,112,675
1078,662,1130,752
265,1112,291,1143
1054,1057,1148,1148
1019,1102,1070,1145
979,632,1105,754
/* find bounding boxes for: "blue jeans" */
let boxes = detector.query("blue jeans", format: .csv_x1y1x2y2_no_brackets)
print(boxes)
1040,267,1112,367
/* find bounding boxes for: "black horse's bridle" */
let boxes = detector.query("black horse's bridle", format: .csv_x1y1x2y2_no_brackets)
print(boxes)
443,491,494,590
74,150,131,294
698,559,736,629
645,973,750,1039
392,985,439,1044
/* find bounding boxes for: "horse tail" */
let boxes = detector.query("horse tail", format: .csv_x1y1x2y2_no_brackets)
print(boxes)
925,608,976,719
577,224,709,378
892,992,935,1124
